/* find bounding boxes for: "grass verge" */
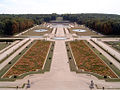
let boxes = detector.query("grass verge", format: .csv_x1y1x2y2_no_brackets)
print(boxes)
0,39,29,64
91,39,120,63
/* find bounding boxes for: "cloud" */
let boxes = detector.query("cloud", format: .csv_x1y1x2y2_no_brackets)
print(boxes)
0,3,6,7
0,0,120,14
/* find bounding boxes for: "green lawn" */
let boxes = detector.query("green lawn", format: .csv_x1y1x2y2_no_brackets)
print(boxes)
21,25,53,36
0,42,11,51
105,41,120,52
69,25,98,36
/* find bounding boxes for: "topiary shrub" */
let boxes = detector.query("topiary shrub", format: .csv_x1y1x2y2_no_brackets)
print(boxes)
104,76,107,79
8,62,11,64
14,75,17,78
69,57,72,60
51,50,53,52
110,62,113,65
19,52,21,55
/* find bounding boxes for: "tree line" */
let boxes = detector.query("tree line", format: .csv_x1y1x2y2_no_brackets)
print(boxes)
1,13,120,35
62,13,120,35
0,14,57,36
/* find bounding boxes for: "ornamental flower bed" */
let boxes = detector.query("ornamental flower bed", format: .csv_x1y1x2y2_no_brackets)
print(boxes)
3,40,51,78
70,40,117,78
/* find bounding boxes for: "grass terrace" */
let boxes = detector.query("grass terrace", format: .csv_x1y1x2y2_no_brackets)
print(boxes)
3,40,51,78
68,25,98,36
0,39,18,51
21,25,53,36
0,42,11,51
105,41,120,52
69,40,117,78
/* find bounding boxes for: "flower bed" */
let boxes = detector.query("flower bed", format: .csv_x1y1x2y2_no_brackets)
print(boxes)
3,40,51,78
70,40,117,78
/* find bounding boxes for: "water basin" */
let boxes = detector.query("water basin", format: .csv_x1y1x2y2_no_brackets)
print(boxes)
72,29,86,32
34,29,48,32
52,37,67,40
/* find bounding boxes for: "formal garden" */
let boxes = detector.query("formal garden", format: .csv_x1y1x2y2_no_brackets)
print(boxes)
0,40,54,80
21,25,53,37
68,40,118,78
68,25,98,36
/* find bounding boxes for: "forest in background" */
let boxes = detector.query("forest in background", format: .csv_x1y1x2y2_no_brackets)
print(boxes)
0,13,120,36
0,14,57,36
62,14,120,35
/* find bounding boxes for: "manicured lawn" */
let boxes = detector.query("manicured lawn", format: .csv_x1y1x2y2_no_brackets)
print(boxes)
0,42,11,51
105,41,120,52
69,25,98,36
69,40,117,78
21,25,52,36
3,40,51,78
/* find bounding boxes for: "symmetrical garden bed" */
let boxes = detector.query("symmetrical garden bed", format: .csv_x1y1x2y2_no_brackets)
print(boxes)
69,40,117,78
3,40,51,78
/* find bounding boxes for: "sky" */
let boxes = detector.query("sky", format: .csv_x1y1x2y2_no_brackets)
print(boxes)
0,0,120,14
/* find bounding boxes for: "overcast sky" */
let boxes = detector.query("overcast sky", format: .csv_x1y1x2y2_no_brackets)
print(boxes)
0,0,120,14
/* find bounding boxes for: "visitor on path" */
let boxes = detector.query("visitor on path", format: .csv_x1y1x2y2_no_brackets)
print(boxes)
26,80,30,88
89,80,94,89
